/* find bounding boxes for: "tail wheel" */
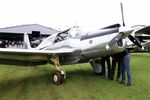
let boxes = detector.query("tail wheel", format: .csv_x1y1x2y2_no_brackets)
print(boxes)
52,70,65,85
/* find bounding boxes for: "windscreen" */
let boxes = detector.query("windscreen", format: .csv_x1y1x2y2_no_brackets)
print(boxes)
68,28,83,39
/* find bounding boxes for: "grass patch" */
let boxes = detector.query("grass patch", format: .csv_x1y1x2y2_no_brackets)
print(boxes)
0,53,150,100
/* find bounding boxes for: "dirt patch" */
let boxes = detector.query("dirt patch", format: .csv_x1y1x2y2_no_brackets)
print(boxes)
0,78,28,98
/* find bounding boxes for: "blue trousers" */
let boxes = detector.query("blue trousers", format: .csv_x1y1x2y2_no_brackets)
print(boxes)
121,53,132,83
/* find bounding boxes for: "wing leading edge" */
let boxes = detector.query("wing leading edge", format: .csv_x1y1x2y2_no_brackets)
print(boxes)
0,48,79,66
0,48,76,55
135,26,150,35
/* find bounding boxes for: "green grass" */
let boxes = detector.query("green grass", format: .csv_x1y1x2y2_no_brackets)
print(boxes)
0,53,150,100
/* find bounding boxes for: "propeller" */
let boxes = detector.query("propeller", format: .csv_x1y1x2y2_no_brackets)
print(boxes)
120,2,142,49
106,2,143,50
106,3,125,49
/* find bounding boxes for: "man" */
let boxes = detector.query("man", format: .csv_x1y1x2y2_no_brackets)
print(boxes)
119,49,132,86
110,53,122,81
0,40,7,48
100,56,111,78
110,49,131,86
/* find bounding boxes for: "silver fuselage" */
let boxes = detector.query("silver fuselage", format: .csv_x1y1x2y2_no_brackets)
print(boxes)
46,33,125,65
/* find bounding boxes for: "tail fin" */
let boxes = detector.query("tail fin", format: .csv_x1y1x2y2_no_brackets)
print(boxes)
24,33,31,49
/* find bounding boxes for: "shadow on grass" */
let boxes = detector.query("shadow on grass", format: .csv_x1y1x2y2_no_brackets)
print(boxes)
0,72,48,95
0,67,102,96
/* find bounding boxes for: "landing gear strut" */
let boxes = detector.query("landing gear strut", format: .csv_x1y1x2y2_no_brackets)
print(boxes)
50,54,66,85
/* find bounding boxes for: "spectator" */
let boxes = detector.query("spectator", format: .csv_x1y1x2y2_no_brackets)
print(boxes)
110,53,122,81
119,49,132,86
100,56,111,78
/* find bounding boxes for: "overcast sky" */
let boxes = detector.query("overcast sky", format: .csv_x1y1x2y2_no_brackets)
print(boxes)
0,0,150,31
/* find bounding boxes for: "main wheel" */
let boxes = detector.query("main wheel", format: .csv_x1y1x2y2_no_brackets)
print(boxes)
90,60,104,76
52,70,65,85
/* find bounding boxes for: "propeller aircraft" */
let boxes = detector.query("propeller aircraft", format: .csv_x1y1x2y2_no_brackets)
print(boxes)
0,3,149,85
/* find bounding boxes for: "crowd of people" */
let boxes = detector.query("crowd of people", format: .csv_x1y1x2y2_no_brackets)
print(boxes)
0,40,24,48
99,49,132,87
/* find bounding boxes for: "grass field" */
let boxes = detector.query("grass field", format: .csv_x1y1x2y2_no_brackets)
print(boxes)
0,53,150,100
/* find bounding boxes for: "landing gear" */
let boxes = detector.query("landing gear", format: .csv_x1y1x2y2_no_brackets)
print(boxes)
52,70,66,85
50,54,66,85
90,59,104,76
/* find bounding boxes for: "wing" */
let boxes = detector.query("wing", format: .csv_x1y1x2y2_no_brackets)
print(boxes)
0,48,79,66
0,48,75,55
135,26,150,35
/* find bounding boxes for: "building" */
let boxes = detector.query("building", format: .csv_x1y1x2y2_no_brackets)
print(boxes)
0,24,59,48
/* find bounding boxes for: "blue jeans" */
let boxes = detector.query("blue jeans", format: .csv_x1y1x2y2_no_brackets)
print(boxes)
121,53,131,83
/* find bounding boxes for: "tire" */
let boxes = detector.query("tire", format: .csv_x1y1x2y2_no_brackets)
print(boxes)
90,60,103,76
52,70,65,85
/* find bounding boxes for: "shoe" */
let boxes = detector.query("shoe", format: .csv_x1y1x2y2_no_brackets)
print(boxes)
119,80,125,84
116,79,119,82
127,83,132,86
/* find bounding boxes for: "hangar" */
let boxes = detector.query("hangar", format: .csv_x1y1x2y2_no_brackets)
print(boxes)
0,24,59,48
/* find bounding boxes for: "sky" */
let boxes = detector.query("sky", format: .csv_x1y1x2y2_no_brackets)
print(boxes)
0,0,150,31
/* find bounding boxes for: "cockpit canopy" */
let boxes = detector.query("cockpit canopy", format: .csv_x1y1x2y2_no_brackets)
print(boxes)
51,27,84,44
68,28,83,39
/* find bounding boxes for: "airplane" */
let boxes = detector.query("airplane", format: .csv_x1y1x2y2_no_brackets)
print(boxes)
0,23,149,84
0,3,150,85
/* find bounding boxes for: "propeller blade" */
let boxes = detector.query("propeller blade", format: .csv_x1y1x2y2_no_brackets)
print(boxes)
106,32,124,49
120,2,125,26
128,35,142,48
